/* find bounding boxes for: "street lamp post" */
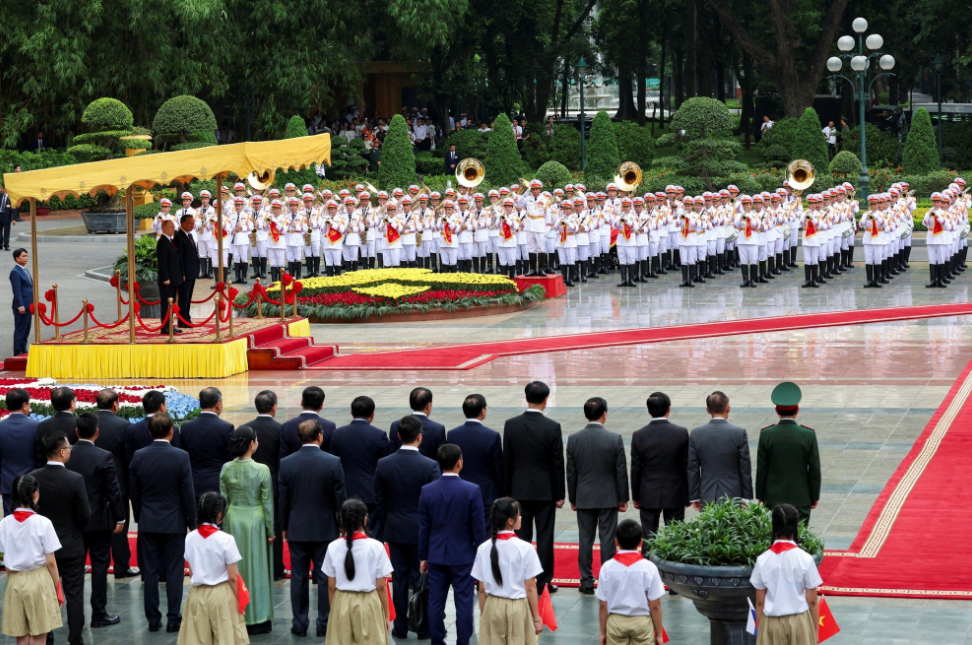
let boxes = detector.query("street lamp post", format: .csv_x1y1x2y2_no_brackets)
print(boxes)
932,53,945,163
828,17,895,201
576,56,589,172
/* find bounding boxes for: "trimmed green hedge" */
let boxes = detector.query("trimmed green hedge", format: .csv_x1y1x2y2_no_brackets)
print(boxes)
378,114,416,190
613,120,655,169
585,111,620,182
484,113,523,186
903,108,939,174
285,115,307,139
445,129,490,160
153,95,217,145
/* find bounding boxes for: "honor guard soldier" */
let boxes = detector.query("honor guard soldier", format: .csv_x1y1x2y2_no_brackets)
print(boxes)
400,196,418,267
438,200,460,271
485,190,501,274
303,193,321,277
322,200,347,275
518,179,547,276
250,195,268,279
152,197,174,238
615,197,638,287
195,191,215,279
734,195,758,287
210,197,234,288
230,197,253,284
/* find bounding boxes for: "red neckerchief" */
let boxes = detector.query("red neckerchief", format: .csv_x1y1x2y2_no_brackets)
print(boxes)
352,531,368,540
198,524,220,538
496,531,516,541
769,540,798,554
13,509,35,523
613,551,643,567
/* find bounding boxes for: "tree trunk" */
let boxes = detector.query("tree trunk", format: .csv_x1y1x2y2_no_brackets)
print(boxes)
740,51,754,147
561,66,570,118
616,64,637,120
716,64,725,102
637,67,647,126
698,12,712,97
673,49,685,109
685,0,697,98
658,23,667,131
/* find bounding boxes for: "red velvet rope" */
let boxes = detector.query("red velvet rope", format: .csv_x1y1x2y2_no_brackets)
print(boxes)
175,307,218,328
133,302,170,333
36,301,87,327
88,308,132,329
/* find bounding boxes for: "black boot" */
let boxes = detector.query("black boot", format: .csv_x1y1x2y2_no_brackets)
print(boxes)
679,265,693,288
524,253,536,276
485,254,493,274
822,257,832,279
705,256,716,279
802,265,814,288
250,259,260,279
770,255,781,276
924,265,938,288
866,264,880,288
270,267,279,283
716,252,726,275
694,262,705,283
560,265,571,287
741,265,750,288
577,260,587,283
788,246,797,268
832,255,842,276
766,256,776,278
591,256,601,278
749,265,759,287
777,252,788,272
240,262,248,285
937,263,948,288
260,257,267,278
648,256,659,278
809,265,820,287
879,260,889,284
628,260,639,283
757,261,769,283
334,259,342,276
325,265,333,277
660,251,670,273
617,266,629,288
642,259,650,281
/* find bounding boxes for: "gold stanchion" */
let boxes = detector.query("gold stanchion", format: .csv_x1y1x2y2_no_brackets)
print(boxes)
227,287,234,339
115,270,122,322
214,295,222,342
255,279,263,318
29,198,40,344
52,283,60,340
82,299,90,345
167,298,175,344
293,288,299,319
280,285,287,322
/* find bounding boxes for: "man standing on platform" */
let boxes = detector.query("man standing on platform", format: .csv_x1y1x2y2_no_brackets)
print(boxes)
389,387,447,458
756,382,822,525
9,247,33,356
173,210,199,328
688,391,753,507
156,219,183,335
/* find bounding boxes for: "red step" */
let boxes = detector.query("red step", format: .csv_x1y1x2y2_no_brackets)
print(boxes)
246,332,337,370
2,355,27,372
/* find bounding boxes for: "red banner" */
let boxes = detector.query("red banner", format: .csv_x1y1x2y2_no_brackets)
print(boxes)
327,226,343,243
443,223,453,244
501,221,514,241
269,222,281,243
386,225,401,245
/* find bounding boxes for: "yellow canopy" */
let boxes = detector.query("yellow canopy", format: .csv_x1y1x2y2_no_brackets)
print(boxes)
2,134,331,203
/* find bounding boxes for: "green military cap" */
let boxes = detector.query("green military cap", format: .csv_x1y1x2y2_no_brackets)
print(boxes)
771,381,802,407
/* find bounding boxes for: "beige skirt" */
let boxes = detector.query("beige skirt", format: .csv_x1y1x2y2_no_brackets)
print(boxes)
756,611,817,645
177,582,250,645
1,566,63,637
606,613,655,645
324,589,387,645
480,596,536,645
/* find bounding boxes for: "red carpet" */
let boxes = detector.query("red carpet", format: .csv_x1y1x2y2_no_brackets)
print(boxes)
309,302,972,370
817,353,972,599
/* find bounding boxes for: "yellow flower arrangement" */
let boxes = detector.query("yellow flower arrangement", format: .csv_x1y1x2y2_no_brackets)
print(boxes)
266,268,517,293
352,284,431,299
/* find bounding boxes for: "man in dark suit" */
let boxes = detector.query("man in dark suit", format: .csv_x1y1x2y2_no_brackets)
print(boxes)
328,396,389,515
0,388,38,514
94,389,139,579
419,445,485,645
279,419,347,637
688,391,753,507
388,387,447,458
129,414,196,633
447,394,503,527
373,416,440,639
566,397,628,594
33,131,47,151
280,386,336,457
444,143,460,175
179,387,233,497
173,212,199,328
10,248,33,356
31,432,91,645
244,389,288,579
67,413,126,629
36,386,79,465
124,390,183,466
156,219,183,335
631,391,690,539
502,380,565,594
0,186,14,251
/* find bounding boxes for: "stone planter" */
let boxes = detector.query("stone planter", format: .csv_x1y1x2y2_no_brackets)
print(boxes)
651,553,822,645
82,211,127,234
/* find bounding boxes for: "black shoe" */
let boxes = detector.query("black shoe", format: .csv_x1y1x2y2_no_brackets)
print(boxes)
148,623,161,632
578,586,596,595
274,569,290,581
166,622,181,633
548,584,559,593
291,627,307,636
91,615,120,628
115,567,140,579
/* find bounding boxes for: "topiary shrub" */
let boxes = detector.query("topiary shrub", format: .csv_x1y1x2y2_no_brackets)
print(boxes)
152,95,218,146
762,144,790,165
655,97,739,189
67,98,137,161
903,108,939,174
285,115,307,139
585,111,620,182
445,129,490,160
791,107,829,171
326,137,369,179
757,117,800,157
612,121,655,169
829,150,862,178
483,113,523,186
377,114,416,190
414,151,442,176
840,123,902,168
535,161,572,189
170,130,217,152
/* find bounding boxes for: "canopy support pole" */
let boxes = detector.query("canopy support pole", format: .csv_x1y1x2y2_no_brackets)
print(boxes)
126,186,137,344
215,176,223,342
30,198,40,344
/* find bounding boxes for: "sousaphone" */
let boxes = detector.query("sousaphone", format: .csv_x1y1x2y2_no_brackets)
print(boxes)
614,161,642,193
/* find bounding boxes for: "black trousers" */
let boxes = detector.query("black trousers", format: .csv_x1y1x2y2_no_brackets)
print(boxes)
138,532,185,625
84,529,113,620
53,552,85,645
110,500,132,575
159,284,179,333
13,308,31,355
272,495,285,578
515,500,555,592
177,278,195,327
576,508,618,589
0,216,10,248
289,541,329,635
388,542,423,635
640,506,685,539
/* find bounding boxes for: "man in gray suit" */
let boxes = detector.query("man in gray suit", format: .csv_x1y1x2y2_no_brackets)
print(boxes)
688,391,753,509
566,397,628,594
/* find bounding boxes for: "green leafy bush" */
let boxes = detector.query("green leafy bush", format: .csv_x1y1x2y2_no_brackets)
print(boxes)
758,117,800,157
46,193,98,211
378,114,416,190
762,144,790,165
829,150,862,178
612,121,655,168
445,129,490,160
647,500,824,567
585,111,621,182
791,107,829,171
326,137,368,180
415,151,442,175
840,123,902,167
285,116,307,139
903,108,939,174
113,234,159,283
535,161,572,189
153,96,217,146
484,113,523,186
67,98,137,161
942,121,972,168
656,98,739,187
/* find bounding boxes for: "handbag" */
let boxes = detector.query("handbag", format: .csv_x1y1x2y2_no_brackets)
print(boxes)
407,571,429,634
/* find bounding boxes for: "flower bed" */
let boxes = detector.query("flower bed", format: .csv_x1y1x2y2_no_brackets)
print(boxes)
237,268,546,321
0,378,200,423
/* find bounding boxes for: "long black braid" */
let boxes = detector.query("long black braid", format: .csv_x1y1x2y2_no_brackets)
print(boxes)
489,497,521,586
340,498,369,581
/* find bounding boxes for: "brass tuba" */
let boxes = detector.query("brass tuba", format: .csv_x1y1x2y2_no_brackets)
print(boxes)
614,161,643,193
247,170,274,191
456,157,485,188
786,159,815,195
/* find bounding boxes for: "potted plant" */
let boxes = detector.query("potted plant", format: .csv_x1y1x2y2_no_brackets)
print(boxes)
113,235,162,318
647,500,823,645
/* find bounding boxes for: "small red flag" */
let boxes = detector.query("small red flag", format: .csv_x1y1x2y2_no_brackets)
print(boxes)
237,574,250,614
501,220,514,241
327,226,343,243
662,626,670,643
56,580,64,607
386,580,396,622
269,221,281,243
817,596,840,643
610,228,618,248
386,225,401,245
538,585,558,631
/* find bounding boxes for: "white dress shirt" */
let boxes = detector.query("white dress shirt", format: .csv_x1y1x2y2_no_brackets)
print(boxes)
184,525,243,586
0,510,62,571
749,541,822,616
323,536,394,592
595,552,666,616
472,532,544,599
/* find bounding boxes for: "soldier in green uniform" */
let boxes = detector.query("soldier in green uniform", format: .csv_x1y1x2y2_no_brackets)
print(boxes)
756,382,822,525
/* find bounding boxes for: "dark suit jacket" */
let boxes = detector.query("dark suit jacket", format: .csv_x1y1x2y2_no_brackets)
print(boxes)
9,265,33,311
179,412,234,496
245,416,282,496
502,411,565,502
174,227,200,280
566,423,628,509
280,411,337,458
447,420,503,511
65,440,125,532
0,193,13,223
329,419,389,505
445,151,460,173
29,463,90,559
278,445,346,543
125,416,182,465
373,449,440,544
756,419,821,509
35,411,79,466
94,410,131,497
389,413,447,459
156,234,183,288
129,440,196,533
418,476,485,565
0,413,39,498
631,418,690,509
688,418,753,503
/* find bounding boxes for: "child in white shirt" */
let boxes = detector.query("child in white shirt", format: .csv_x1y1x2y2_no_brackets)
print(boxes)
472,497,544,645
750,504,822,645
322,499,394,645
595,519,666,645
